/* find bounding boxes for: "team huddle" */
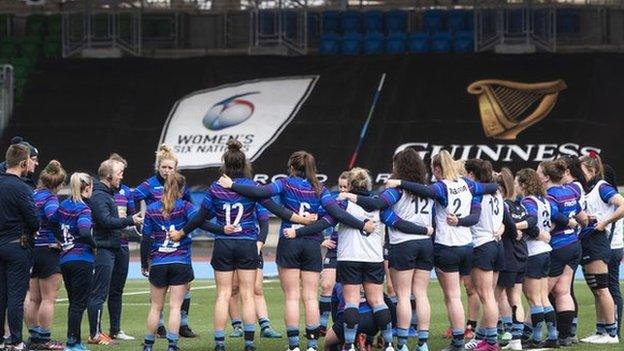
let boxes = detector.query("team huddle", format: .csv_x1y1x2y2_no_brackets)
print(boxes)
0,135,623,351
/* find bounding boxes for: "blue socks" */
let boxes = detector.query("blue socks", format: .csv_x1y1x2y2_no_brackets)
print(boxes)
244,323,255,347
544,306,558,340
144,333,156,346
214,330,225,347
286,326,299,349
417,330,429,347
166,331,179,348
397,328,408,348
452,328,464,348
485,327,498,345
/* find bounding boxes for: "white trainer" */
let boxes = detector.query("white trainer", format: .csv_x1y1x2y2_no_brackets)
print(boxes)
384,346,396,351
590,334,619,344
501,339,522,350
581,333,603,343
113,331,135,341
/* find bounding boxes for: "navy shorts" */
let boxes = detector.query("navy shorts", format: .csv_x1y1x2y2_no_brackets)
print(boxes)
581,230,611,266
323,252,338,270
434,244,473,276
549,241,581,277
276,238,322,272
526,252,551,279
497,270,525,288
211,239,259,272
31,246,61,279
472,241,505,272
337,261,385,285
332,311,377,341
388,239,433,271
149,263,194,288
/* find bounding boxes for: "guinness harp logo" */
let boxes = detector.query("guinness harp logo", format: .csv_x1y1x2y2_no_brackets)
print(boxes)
467,79,567,140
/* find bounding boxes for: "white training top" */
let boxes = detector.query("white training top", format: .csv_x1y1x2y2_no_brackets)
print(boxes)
336,201,384,263
471,193,504,248
570,181,587,212
387,191,434,245
526,195,553,257
585,180,617,235
434,178,474,247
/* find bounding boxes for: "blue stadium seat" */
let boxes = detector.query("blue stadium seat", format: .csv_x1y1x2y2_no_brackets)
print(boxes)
465,10,474,31
322,10,340,34
386,9,408,34
423,10,445,33
363,10,384,34
259,10,275,36
282,10,297,39
408,32,429,53
507,9,525,34
447,10,466,33
386,32,406,54
557,9,580,34
453,31,473,52
341,11,362,34
319,33,340,54
341,32,362,55
363,32,385,55
431,32,452,53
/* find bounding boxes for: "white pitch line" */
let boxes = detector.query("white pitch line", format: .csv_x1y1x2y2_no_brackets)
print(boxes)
56,285,215,302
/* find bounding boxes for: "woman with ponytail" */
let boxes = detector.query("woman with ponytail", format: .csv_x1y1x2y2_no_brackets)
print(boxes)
576,153,624,344
55,172,96,351
24,160,66,350
515,168,558,348
134,144,195,338
218,150,375,351
172,141,314,351
536,159,587,346
140,173,199,351
384,150,498,351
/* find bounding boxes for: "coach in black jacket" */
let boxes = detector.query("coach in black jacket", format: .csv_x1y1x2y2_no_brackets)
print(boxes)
0,144,39,348
87,159,142,342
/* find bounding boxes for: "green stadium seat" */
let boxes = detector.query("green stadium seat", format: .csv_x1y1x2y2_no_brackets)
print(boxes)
48,18,61,37
20,36,42,58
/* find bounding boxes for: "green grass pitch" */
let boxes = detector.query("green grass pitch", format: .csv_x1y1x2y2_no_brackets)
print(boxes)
48,280,621,351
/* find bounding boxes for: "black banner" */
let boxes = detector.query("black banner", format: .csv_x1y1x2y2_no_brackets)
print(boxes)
3,53,623,188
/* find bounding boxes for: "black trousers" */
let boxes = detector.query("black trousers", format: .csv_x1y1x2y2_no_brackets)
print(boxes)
62,261,93,345
0,243,32,344
87,248,117,337
108,246,129,335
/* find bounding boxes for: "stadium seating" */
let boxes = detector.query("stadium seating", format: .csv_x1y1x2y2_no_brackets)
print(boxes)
408,32,429,53
431,32,452,53
363,10,383,34
386,32,407,54
447,10,466,33
363,32,384,54
453,31,474,53
557,9,580,34
341,11,362,34
341,32,362,55
423,10,444,34
319,33,340,54
322,10,340,34
386,9,408,34
259,10,275,36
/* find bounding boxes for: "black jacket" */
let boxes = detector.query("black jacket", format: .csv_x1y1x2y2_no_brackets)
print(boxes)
0,161,36,189
91,181,134,249
0,172,39,246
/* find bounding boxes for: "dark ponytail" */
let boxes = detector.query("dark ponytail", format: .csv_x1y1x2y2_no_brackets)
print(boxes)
221,139,251,178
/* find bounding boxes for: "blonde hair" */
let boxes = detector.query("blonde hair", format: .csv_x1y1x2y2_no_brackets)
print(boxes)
70,172,92,202
432,150,460,181
349,167,373,191
108,153,128,168
580,153,604,180
155,144,178,171
339,171,350,181
38,160,66,191
98,159,124,181
162,173,185,218
455,160,467,177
